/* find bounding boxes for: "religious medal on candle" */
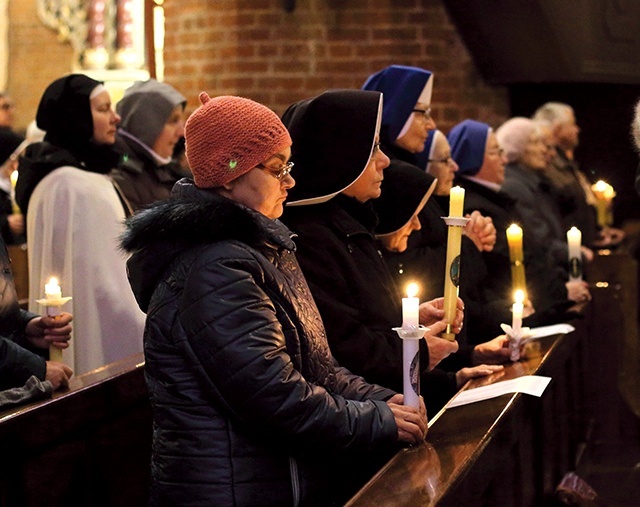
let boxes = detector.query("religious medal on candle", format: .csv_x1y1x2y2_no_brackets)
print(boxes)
441,186,466,341
506,224,527,300
36,277,72,363
567,227,582,281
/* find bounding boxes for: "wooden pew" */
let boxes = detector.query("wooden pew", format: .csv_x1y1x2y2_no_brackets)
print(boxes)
0,353,151,506
346,251,634,506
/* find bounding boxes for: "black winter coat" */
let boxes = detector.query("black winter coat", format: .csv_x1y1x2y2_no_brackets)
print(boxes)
282,195,458,416
0,239,43,390
121,180,399,507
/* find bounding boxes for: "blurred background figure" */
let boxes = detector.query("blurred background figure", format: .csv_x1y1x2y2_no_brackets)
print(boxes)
111,79,188,211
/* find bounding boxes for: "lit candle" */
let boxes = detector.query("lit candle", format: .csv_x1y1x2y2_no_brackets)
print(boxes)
402,282,420,329
10,170,20,214
44,277,63,362
402,282,420,408
449,186,465,217
567,227,582,281
592,180,611,228
512,289,525,335
506,224,527,299
442,202,465,342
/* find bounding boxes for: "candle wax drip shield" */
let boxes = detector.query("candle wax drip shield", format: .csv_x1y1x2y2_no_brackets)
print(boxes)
35,296,73,307
441,217,471,227
500,323,533,362
393,325,429,340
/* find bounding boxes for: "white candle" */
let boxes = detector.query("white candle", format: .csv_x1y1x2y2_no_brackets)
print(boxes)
45,277,62,300
512,289,524,335
402,282,420,329
402,282,420,408
567,227,582,281
44,277,63,362
449,186,465,217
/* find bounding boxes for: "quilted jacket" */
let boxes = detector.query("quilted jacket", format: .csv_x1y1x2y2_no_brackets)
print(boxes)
121,179,399,507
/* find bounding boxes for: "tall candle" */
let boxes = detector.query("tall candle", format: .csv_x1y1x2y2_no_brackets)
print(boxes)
442,189,465,341
402,282,420,408
512,289,524,335
592,180,611,228
506,224,527,299
567,227,582,281
44,277,63,362
449,186,465,217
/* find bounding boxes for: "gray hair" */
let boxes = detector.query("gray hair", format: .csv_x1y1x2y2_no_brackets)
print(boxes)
532,102,574,128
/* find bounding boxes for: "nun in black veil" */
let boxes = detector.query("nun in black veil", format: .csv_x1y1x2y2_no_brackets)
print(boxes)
281,89,464,416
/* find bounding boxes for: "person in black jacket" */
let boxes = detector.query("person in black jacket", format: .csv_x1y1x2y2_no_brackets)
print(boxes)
0,237,72,391
121,93,427,507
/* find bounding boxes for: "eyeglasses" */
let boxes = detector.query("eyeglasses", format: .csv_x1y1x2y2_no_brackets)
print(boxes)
486,148,504,157
428,156,454,165
412,108,432,121
372,142,381,155
257,161,294,181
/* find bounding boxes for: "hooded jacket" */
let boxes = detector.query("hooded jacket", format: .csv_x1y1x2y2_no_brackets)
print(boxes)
121,179,398,507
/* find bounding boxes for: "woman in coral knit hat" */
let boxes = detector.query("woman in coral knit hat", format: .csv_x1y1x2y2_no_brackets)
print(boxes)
121,92,427,507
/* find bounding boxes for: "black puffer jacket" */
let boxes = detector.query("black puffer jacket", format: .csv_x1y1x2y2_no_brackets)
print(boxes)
0,239,43,389
121,180,398,507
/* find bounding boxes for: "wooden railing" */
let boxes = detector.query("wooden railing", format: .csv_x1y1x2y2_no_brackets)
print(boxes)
347,250,636,507
0,250,634,507
0,353,151,506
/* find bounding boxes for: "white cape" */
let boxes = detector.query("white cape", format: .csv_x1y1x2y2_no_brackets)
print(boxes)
27,166,145,375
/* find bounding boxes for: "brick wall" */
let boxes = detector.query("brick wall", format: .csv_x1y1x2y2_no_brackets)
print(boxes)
7,0,76,132
162,0,510,133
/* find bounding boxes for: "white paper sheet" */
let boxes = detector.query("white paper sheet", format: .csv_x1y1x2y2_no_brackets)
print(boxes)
446,375,552,408
529,323,575,339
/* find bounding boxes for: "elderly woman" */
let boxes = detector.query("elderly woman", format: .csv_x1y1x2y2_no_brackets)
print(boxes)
15,74,145,375
449,119,590,329
281,89,464,417
373,164,504,386
121,93,427,507
497,117,593,268
111,79,188,211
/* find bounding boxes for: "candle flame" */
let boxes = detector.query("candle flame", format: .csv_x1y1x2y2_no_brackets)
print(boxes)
47,277,58,287
593,180,607,192
10,170,18,187
514,289,525,304
406,282,419,298
507,223,522,233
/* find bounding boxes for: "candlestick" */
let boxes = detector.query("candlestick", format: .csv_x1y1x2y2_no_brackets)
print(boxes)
567,227,582,281
441,214,469,342
36,277,72,363
512,289,524,335
506,224,527,300
10,170,20,214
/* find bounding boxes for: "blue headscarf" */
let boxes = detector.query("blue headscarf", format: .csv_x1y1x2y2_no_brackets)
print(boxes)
362,65,433,144
448,120,491,176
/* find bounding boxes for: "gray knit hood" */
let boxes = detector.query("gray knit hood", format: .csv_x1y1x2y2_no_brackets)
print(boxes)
116,79,186,148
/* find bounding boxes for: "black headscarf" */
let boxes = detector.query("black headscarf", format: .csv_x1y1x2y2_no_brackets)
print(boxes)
16,74,120,214
281,89,382,205
373,163,436,235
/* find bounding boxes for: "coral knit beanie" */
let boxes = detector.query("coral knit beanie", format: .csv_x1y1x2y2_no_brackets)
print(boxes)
185,92,292,188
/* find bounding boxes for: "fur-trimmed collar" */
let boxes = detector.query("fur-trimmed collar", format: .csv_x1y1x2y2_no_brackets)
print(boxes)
121,179,295,253
121,179,296,311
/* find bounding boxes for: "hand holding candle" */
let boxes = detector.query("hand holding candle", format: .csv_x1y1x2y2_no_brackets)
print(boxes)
567,227,582,281
36,277,73,363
